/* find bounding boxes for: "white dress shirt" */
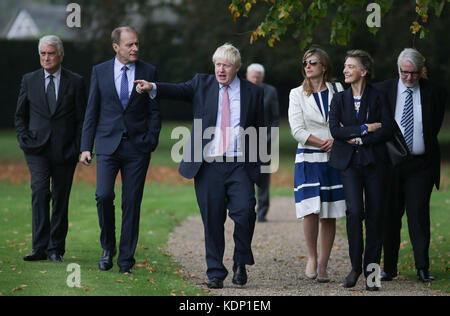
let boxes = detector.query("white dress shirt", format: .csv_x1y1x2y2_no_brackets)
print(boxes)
395,79,425,155
44,67,61,101
114,58,135,99
208,75,242,157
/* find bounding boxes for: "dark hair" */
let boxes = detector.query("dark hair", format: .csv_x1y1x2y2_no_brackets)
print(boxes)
301,47,333,96
345,49,374,80
111,26,138,45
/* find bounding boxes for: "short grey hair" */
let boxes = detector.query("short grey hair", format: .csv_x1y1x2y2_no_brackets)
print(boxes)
247,63,265,77
38,35,64,56
212,43,241,68
397,48,424,72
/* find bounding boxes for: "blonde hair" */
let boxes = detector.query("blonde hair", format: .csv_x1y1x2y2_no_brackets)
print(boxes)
301,47,333,96
212,43,241,68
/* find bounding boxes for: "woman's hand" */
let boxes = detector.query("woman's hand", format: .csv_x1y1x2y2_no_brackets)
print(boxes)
366,122,382,132
319,139,334,153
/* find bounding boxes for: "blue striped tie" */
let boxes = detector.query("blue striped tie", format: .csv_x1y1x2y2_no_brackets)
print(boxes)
401,88,414,152
120,66,129,109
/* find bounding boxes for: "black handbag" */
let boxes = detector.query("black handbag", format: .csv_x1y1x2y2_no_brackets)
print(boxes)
385,121,410,166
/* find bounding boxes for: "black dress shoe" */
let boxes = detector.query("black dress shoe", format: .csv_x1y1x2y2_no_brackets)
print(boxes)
380,270,397,281
232,263,247,286
119,267,132,274
344,270,361,288
23,250,47,261
99,248,117,271
417,269,435,282
48,253,64,262
207,278,224,289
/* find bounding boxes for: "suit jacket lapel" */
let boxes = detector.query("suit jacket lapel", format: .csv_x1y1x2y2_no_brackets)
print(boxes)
306,93,324,119
419,79,431,146
54,68,69,114
37,70,51,115
343,88,357,124
388,79,399,115
205,77,219,129
240,78,249,127
107,59,123,110
127,61,141,109
358,85,370,124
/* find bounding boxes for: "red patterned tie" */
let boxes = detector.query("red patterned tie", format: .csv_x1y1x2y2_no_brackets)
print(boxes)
219,86,230,156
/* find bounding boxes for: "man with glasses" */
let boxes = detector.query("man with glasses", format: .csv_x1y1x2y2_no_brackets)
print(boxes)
377,48,447,283
135,43,265,289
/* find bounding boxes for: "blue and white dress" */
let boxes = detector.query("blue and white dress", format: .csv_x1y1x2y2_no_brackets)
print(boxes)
288,83,346,219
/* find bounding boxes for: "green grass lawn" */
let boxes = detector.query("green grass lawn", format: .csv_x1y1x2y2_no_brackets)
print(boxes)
0,181,206,296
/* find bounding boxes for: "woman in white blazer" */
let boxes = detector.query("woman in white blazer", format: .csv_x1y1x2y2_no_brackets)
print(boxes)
288,47,346,283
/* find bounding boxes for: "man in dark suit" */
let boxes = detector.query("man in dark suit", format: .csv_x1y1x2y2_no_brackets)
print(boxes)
80,26,161,274
135,43,265,289
15,35,86,263
246,63,279,223
377,48,447,283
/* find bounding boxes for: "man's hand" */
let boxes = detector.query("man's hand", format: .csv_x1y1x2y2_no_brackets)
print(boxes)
134,80,153,94
80,151,92,166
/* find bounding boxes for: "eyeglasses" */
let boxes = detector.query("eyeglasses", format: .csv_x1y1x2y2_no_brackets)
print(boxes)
400,68,420,77
303,59,320,67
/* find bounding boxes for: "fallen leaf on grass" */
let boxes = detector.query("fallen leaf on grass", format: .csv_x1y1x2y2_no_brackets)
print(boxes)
115,280,124,283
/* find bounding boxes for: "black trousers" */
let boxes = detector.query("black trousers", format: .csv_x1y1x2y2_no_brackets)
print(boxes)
194,161,256,281
25,148,77,256
95,138,150,269
340,163,386,277
256,171,271,220
382,155,434,273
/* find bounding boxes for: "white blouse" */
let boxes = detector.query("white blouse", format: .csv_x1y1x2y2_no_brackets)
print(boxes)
288,82,344,149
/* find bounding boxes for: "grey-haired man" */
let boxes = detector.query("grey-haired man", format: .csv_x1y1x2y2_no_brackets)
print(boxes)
378,48,447,282
15,35,87,263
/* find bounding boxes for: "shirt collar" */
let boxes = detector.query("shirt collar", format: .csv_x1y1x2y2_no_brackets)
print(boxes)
219,75,240,90
398,78,419,94
114,57,135,71
44,67,61,79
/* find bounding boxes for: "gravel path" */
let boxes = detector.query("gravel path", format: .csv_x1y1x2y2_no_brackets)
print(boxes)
167,197,447,296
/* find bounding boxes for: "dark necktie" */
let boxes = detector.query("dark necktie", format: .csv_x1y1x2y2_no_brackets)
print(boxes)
47,75,57,115
401,88,414,152
120,66,129,109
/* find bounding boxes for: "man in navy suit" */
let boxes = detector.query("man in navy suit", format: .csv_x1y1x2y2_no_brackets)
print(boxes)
135,43,265,288
15,35,86,263
80,26,161,274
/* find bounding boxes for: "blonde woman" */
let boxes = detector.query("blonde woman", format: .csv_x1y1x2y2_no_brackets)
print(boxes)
288,48,346,283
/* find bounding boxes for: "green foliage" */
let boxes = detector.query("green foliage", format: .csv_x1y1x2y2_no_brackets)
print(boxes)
229,0,448,49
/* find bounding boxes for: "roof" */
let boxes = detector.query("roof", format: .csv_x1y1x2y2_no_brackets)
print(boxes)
3,4,78,40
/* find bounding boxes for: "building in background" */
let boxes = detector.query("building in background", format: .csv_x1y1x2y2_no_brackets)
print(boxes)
1,3,77,40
